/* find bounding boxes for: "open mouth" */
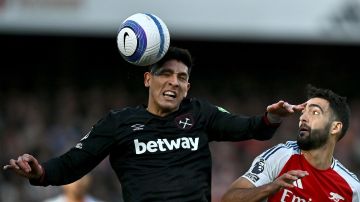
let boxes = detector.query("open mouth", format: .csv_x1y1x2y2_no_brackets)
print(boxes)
163,91,177,98
299,124,310,136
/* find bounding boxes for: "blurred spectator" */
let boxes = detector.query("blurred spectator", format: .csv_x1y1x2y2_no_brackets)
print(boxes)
44,175,102,202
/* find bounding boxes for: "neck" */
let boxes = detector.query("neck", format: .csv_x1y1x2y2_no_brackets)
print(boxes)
146,105,177,117
301,141,335,170
146,98,181,117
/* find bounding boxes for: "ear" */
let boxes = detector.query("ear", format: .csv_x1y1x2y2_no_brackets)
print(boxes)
144,72,151,87
330,121,343,136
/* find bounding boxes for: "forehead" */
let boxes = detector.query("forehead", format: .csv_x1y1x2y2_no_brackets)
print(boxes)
306,97,330,111
159,59,189,73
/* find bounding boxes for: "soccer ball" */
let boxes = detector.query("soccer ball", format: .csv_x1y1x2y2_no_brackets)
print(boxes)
117,13,170,66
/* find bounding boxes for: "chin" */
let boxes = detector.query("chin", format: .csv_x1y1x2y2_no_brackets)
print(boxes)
160,103,179,112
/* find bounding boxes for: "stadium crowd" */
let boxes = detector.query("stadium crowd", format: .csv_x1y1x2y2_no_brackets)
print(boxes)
1,82,360,202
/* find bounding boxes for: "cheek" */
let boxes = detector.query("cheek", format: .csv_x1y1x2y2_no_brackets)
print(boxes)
311,119,326,130
151,80,163,90
181,83,189,90
180,85,189,95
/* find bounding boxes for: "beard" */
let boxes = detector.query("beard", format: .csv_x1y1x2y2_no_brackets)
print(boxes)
297,123,331,150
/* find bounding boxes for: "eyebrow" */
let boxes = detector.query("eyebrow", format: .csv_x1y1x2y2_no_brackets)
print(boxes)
308,103,324,113
154,67,188,76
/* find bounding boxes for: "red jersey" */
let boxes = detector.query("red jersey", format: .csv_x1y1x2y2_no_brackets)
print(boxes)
242,141,360,202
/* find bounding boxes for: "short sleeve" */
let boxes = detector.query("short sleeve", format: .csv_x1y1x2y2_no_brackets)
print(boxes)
242,142,295,187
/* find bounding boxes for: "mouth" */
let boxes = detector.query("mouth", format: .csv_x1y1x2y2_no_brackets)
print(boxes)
163,90,177,99
299,124,310,137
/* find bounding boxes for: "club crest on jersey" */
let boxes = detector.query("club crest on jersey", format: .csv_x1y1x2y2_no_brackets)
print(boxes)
251,158,265,174
175,114,194,130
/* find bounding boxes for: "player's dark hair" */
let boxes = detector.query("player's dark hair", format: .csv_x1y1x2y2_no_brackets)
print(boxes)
149,47,193,75
306,84,350,141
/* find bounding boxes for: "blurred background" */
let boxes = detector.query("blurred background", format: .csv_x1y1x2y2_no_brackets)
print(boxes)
1,0,360,201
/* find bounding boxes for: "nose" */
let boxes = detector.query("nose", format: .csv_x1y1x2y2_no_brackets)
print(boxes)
299,111,308,124
168,74,179,86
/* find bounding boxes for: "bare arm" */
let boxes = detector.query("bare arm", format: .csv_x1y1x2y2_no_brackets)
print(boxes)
222,170,308,202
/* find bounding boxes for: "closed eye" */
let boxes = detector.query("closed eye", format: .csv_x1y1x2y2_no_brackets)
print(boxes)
156,69,173,77
178,74,188,82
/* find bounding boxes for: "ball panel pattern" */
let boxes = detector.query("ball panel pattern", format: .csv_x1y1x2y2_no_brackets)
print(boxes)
117,13,170,66
120,20,147,63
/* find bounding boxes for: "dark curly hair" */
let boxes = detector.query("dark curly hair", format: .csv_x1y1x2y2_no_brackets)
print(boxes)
306,84,350,140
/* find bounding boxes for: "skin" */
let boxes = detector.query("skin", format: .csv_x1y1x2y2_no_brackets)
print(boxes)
298,98,341,169
62,175,92,202
144,59,191,117
3,58,305,185
221,97,343,202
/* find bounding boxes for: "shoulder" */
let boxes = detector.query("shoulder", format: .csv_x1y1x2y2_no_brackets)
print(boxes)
91,106,143,133
180,97,212,112
258,141,300,161
184,97,213,106
104,105,144,123
243,141,300,186
252,141,300,174
184,97,208,107
185,97,229,113
332,159,360,188
109,105,143,117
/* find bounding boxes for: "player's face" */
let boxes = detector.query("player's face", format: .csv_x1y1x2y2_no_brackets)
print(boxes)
144,59,190,116
298,98,332,150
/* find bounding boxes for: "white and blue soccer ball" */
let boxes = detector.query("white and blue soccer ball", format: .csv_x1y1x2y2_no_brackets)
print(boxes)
117,13,170,66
